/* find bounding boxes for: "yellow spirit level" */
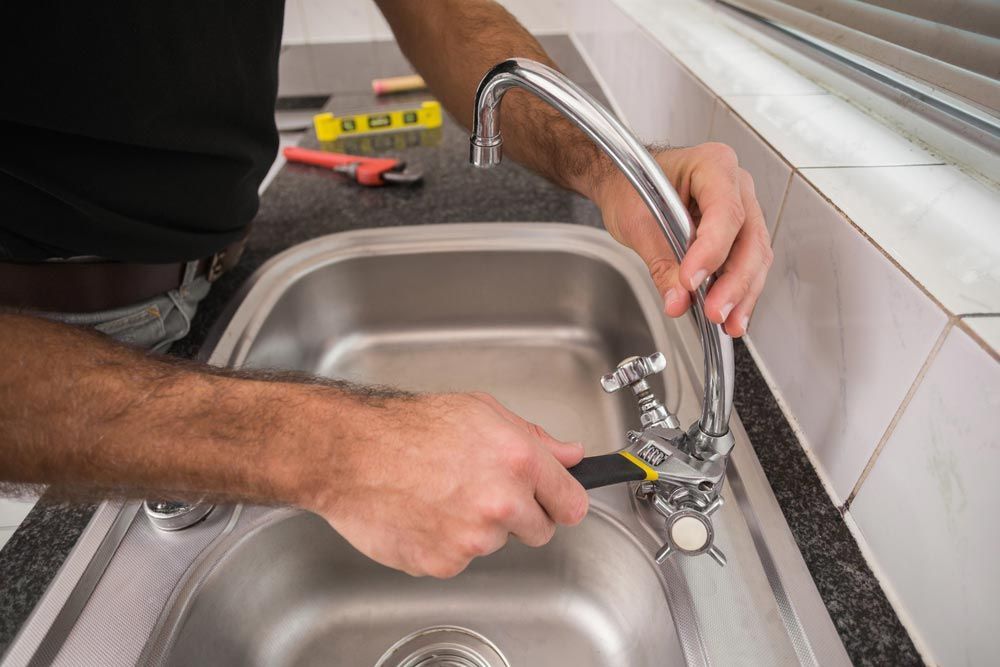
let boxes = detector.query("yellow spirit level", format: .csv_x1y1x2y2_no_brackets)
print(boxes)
313,100,443,142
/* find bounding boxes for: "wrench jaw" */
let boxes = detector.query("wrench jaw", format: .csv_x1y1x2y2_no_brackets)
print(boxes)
381,165,424,185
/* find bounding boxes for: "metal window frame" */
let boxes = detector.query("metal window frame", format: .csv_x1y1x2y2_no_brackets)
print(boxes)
715,0,1000,156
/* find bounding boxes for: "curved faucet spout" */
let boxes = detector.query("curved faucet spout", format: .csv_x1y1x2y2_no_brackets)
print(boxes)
470,58,734,438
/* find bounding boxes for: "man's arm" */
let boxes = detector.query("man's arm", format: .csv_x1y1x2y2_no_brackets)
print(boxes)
0,313,587,578
376,0,772,337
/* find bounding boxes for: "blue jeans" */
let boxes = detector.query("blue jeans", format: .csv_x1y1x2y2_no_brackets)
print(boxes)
37,261,211,351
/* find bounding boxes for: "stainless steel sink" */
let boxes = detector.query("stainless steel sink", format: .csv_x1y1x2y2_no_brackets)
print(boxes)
4,224,850,667
151,509,682,667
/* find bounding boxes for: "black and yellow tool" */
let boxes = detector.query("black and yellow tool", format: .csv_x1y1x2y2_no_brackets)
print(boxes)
314,101,443,142
568,451,658,490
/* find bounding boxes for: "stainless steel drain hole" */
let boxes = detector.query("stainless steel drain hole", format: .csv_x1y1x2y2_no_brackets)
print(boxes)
374,626,510,667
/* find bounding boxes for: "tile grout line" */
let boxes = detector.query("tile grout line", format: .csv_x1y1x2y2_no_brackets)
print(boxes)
566,33,630,125
792,169,967,327
746,169,793,333
844,320,953,508
798,163,947,170
767,169,795,248
296,0,311,45
705,97,720,140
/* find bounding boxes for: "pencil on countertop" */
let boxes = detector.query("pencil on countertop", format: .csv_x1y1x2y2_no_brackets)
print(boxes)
372,74,427,95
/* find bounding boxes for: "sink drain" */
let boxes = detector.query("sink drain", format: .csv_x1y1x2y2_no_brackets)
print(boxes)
374,626,510,667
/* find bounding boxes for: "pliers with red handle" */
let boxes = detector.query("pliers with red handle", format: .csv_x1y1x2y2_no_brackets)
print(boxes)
282,146,423,187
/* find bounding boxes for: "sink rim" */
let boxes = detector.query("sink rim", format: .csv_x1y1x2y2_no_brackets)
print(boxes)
200,223,672,373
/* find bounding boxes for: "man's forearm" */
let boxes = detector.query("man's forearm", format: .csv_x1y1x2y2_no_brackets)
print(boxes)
0,313,373,505
375,0,608,196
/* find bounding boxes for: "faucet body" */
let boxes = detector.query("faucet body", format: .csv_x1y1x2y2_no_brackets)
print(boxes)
471,59,736,565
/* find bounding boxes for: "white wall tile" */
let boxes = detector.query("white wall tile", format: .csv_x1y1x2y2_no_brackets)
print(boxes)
750,175,948,502
964,316,1000,352
367,2,394,41
299,0,374,43
851,325,1000,666
290,0,573,45
282,0,308,45
497,0,573,33
617,0,753,54
802,165,1000,318
625,39,716,145
0,497,36,528
0,527,15,553
726,94,941,168
577,2,715,145
708,101,791,236
681,46,825,96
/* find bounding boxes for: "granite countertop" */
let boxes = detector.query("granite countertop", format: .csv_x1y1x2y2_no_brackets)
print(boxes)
0,37,920,665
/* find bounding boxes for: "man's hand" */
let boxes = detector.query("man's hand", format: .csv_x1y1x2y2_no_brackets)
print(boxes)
300,392,589,578
592,143,772,338
1,315,588,580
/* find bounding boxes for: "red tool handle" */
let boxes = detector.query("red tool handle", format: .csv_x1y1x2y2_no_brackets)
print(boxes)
283,146,400,186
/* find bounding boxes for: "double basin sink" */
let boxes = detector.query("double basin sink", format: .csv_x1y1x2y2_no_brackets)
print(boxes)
5,224,849,666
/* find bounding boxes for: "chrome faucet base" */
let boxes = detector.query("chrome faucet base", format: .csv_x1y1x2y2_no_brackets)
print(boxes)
144,500,214,531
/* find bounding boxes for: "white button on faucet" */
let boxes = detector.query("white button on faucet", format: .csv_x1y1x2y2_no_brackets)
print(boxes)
671,515,709,552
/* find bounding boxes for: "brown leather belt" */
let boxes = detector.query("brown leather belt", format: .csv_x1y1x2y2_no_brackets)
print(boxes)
0,238,246,313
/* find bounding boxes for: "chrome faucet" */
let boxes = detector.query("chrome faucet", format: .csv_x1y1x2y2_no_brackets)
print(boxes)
470,59,736,565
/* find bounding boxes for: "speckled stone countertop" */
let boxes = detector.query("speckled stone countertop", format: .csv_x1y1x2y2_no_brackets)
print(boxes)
0,37,920,665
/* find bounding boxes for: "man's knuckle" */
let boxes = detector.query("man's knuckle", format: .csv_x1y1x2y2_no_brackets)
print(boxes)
460,533,492,557
751,228,774,267
505,445,537,479
562,491,589,525
703,141,738,166
523,523,555,548
428,560,465,579
542,521,557,543
482,497,517,524
647,257,676,285
727,199,747,227
736,271,754,296
761,243,774,270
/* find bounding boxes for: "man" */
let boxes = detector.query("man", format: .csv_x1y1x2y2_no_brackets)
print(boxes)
0,1,771,578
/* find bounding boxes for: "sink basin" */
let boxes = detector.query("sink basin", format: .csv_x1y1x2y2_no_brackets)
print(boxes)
226,239,671,450
5,224,850,667
155,509,681,667
150,224,689,666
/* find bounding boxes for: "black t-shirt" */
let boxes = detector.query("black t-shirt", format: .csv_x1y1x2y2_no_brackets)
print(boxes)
0,2,284,262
